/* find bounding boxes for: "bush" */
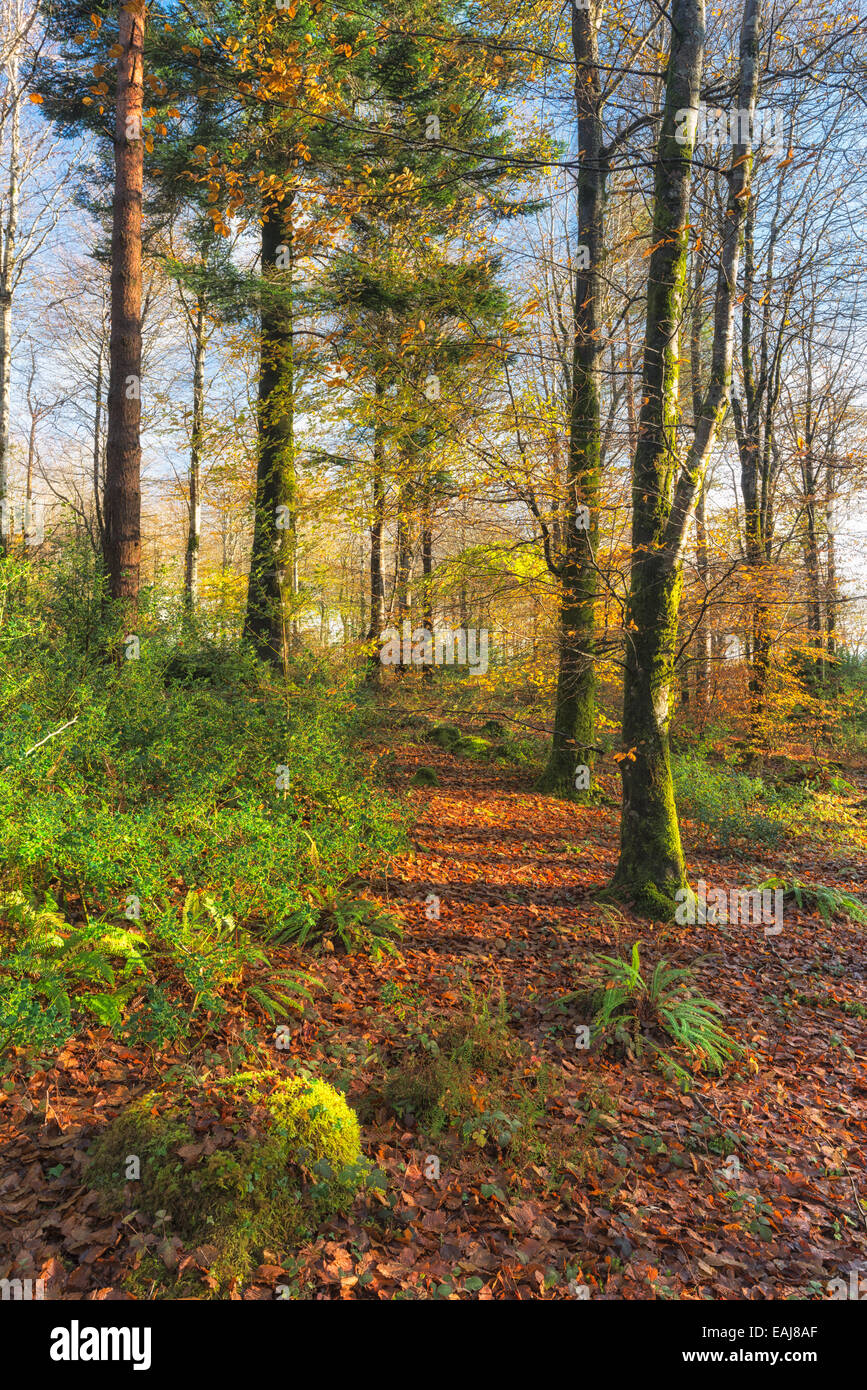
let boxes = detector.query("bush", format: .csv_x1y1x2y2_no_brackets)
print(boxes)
458,735,492,759
673,751,794,847
426,724,462,751
384,989,513,1133
272,881,403,960
410,766,439,787
755,877,867,926
0,887,316,1054
0,574,405,1057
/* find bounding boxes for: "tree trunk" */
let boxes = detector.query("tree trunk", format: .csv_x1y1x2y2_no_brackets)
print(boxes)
612,0,705,912
365,380,385,678
694,483,710,711
613,0,761,915
542,1,606,796
184,296,205,611
421,499,433,684
0,42,21,558
103,0,144,609
92,346,105,549
392,476,412,670
825,465,838,661
244,207,296,665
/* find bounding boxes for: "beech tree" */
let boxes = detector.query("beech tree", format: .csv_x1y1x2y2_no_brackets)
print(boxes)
611,0,760,912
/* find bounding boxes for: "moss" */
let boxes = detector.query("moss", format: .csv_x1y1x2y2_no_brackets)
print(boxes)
457,736,491,759
239,1073,362,1181
410,766,439,787
427,723,462,750
480,719,504,736
87,1071,365,1293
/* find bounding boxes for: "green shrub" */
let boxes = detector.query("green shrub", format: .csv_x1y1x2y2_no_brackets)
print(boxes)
673,751,797,846
384,989,515,1137
458,736,492,759
426,724,462,751
0,887,316,1055
479,719,504,737
270,878,403,961
0,577,405,1058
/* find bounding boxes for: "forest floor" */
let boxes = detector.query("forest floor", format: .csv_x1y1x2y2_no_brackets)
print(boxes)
1,714,866,1300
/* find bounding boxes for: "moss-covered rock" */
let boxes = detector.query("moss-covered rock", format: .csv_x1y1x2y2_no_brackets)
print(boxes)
237,1073,362,1179
86,1071,366,1293
480,719,504,737
457,736,491,759
427,723,462,750
410,766,439,787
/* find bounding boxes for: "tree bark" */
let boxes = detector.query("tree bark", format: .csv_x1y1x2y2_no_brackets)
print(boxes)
613,0,761,914
421,497,433,684
0,42,21,557
184,295,205,611
365,379,385,678
612,0,706,912
103,0,144,609
92,343,105,550
694,482,710,710
244,207,296,665
392,475,412,670
542,0,606,795
825,465,838,661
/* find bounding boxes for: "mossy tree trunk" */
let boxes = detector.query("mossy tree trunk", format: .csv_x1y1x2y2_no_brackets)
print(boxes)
542,2,606,796
365,379,386,681
613,0,761,914
244,206,296,666
421,493,434,685
392,474,413,674
184,294,205,613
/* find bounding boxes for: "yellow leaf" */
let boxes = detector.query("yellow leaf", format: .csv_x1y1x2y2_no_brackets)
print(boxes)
29,92,43,103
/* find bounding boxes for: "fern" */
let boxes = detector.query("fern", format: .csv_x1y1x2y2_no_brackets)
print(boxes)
756,876,867,926
584,943,742,1088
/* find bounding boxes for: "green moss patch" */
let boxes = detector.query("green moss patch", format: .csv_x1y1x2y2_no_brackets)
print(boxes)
86,1070,366,1293
410,766,439,787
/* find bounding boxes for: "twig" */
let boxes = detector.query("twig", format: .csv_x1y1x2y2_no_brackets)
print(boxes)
4,716,79,771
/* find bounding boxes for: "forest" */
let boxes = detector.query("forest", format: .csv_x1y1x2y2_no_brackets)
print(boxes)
0,0,865,1328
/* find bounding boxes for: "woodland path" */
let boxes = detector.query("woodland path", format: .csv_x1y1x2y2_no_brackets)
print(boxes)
0,733,865,1299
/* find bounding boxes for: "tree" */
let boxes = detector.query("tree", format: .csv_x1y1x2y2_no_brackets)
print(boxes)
611,0,760,913
0,0,60,554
